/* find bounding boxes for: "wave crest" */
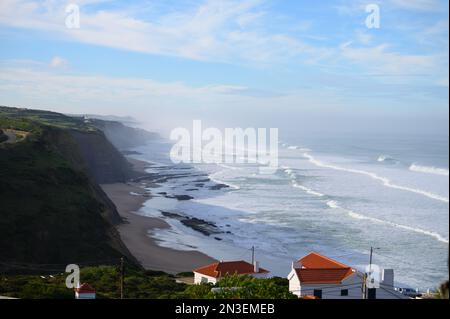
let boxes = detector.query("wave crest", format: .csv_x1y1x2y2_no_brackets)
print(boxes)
409,164,449,177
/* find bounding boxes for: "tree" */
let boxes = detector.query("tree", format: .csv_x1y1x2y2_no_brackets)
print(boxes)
183,275,297,299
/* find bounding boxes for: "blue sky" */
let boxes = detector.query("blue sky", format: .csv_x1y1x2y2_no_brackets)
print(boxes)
0,0,448,133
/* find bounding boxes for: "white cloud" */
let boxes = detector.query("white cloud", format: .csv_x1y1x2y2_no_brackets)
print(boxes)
390,0,442,11
0,0,328,66
50,56,67,68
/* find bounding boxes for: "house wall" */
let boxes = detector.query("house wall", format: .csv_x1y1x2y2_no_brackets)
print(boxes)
288,269,409,299
300,274,363,299
75,292,96,299
287,269,301,297
194,272,217,285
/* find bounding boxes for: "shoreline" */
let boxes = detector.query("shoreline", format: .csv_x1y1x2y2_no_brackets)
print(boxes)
101,158,216,274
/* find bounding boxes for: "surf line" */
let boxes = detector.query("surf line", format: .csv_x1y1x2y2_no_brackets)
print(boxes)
302,152,449,204
326,200,449,244
282,165,449,244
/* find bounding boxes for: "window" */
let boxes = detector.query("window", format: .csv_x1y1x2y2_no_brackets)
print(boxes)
201,277,208,284
341,289,349,296
313,289,322,299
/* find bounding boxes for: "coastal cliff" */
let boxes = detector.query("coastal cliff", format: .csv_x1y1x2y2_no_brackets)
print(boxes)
90,118,159,150
0,106,151,272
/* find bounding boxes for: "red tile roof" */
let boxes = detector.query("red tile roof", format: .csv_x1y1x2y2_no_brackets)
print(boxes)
194,261,269,278
299,252,350,269
301,295,319,299
75,283,96,293
295,268,355,284
294,252,355,284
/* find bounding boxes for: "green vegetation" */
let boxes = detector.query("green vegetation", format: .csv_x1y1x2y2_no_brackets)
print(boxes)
183,275,297,299
0,106,136,271
0,266,185,299
0,128,127,268
0,106,92,132
0,267,296,299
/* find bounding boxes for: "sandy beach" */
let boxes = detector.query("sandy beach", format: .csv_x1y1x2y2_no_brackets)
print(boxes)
101,158,216,274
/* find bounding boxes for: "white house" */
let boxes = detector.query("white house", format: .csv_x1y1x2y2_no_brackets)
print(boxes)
74,283,96,299
287,252,408,299
194,260,269,284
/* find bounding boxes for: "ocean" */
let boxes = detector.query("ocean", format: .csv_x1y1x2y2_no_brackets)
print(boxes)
130,131,449,291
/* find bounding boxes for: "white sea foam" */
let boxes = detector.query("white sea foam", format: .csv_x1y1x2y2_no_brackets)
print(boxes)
209,170,241,190
292,183,325,197
302,152,449,204
409,164,449,177
326,200,449,244
287,145,311,151
377,155,396,163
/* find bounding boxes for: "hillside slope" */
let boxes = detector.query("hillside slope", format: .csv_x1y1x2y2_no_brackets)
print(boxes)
0,106,146,272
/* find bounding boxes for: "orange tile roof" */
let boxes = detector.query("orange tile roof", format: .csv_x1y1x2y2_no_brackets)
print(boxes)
294,252,355,284
295,268,355,284
194,261,269,278
299,252,350,269
301,295,319,299
75,283,96,293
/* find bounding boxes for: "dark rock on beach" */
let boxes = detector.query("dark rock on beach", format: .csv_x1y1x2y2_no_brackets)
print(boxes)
209,184,230,190
165,194,194,201
160,211,222,237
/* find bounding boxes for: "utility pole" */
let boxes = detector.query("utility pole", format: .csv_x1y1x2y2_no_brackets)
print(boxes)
366,246,380,299
362,272,367,299
251,246,255,265
120,257,124,299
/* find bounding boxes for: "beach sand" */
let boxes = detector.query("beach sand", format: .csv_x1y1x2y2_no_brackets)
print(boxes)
101,158,216,274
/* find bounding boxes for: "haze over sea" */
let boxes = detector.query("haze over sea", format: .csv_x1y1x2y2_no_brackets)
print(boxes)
131,129,449,291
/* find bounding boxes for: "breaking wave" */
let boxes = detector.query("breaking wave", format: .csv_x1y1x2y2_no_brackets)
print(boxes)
302,152,449,204
377,155,398,163
326,201,449,244
283,167,449,244
409,164,449,177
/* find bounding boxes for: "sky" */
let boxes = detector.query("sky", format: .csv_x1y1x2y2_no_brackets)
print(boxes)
0,0,448,135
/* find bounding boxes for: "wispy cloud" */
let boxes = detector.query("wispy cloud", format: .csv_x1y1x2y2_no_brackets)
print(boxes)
50,56,68,68
390,0,442,11
339,42,440,76
0,0,327,66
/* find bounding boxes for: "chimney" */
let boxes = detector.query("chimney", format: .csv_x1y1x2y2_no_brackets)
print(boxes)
382,269,394,289
292,261,301,269
253,261,260,273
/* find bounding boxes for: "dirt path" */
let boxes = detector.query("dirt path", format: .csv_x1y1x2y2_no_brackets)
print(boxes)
0,129,29,144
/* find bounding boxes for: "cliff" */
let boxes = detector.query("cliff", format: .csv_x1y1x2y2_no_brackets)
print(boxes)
90,118,159,150
0,106,152,272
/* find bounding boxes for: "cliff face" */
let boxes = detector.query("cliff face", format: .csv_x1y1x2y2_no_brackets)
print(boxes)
42,127,128,224
69,129,135,184
91,119,159,150
0,107,146,272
